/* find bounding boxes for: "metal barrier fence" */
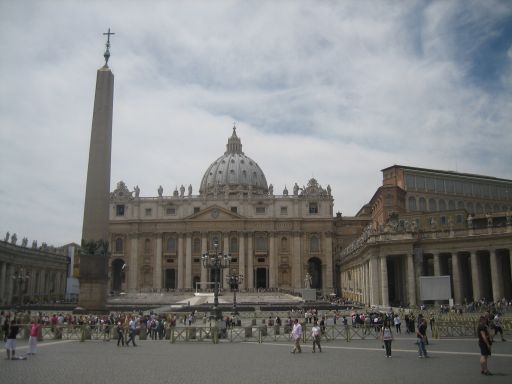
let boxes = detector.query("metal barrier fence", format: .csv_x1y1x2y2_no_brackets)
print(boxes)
7,320,509,343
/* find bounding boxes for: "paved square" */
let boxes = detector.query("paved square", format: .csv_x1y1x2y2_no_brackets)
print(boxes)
2,334,511,383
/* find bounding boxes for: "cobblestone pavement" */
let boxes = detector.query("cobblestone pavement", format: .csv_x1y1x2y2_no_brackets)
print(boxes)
2,335,511,384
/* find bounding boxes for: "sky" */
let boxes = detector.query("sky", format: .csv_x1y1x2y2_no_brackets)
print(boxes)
1,0,511,246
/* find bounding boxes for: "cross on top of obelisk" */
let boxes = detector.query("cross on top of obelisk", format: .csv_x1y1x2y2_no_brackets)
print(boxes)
103,28,115,67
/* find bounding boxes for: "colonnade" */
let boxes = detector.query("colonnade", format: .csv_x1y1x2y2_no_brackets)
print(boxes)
0,260,67,306
342,246,512,307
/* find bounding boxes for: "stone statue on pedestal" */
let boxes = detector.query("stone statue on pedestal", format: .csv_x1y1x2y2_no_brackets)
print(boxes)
134,185,140,198
304,272,312,288
4,232,9,242
11,233,17,245
158,185,163,197
180,185,185,197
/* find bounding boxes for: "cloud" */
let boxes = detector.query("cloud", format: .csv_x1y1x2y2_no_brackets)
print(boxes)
0,0,511,245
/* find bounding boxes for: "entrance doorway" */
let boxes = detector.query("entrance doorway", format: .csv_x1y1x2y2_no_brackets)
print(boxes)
308,257,322,289
256,268,267,289
111,259,125,292
165,269,176,289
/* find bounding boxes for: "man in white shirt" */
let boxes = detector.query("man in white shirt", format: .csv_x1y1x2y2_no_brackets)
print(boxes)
311,321,322,352
291,319,302,354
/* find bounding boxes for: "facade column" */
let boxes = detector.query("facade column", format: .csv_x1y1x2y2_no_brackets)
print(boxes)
128,236,138,292
154,235,163,290
200,233,207,287
292,232,301,290
369,253,379,306
490,249,503,302
177,234,184,289
247,234,254,290
380,255,389,307
185,234,192,289
407,253,417,307
470,251,481,302
451,253,463,305
223,234,230,289
238,232,245,290
268,232,276,288
323,232,333,293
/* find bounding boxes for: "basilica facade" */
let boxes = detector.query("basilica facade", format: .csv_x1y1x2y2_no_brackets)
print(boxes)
108,128,335,295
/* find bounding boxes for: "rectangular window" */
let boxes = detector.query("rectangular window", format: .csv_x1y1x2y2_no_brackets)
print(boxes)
194,207,200,214
255,206,266,214
426,178,435,192
309,202,318,214
231,206,238,213
166,207,176,215
116,205,125,216
405,174,415,190
193,258,200,263
255,236,267,252
415,176,425,191
456,215,462,224
145,208,152,216
257,257,265,263
435,179,444,193
280,206,288,215
440,216,447,225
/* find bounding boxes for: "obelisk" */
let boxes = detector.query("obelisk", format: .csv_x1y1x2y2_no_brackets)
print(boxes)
78,29,115,311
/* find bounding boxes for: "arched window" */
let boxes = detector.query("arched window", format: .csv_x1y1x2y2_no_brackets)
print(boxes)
438,199,446,211
230,236,238,253
310,235,320,253
428,198,437,212
166,237,176,253
192,238,201,254
280,237,288,252
457,201,465,210
419,197,427,211
115,237,123,253
448,200,455,210
408,197,417,211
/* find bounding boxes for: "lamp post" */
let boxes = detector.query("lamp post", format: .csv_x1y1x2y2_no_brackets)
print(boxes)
228,271,244,315
12,268,30,307
201,240,231,320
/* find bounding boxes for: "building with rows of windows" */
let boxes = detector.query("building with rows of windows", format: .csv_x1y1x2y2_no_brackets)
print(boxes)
339,165,512,307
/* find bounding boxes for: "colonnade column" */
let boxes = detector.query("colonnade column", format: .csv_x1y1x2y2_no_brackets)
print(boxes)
407,253,416,307
268,233,276,288
380,256,389,307
154,235,163,290
200,233,207,287
451,253,462,305
470,251,481,302
0,262,6,305
6,264,14,305
433,253,440,276
369,253,379,306
128,236,138,292
247,234,253,289
223,234,230,289
177,234,184,289
490,249,503,302
185,234,192,289
238,232,245,290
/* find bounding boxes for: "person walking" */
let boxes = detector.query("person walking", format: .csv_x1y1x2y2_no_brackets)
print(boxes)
492,314,506,342
416,317,428,358
116,322,125,347
311,321,322,353
28,319,41,355
5,320,19,360
381,319,394,357
478,316,493,376
393,314,401,334
126,316,137,347
291,319,302,354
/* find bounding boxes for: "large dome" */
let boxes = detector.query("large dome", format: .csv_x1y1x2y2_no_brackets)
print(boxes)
199,127,268,196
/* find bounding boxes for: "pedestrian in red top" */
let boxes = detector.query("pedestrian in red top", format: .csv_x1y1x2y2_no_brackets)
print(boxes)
28,319,41,355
